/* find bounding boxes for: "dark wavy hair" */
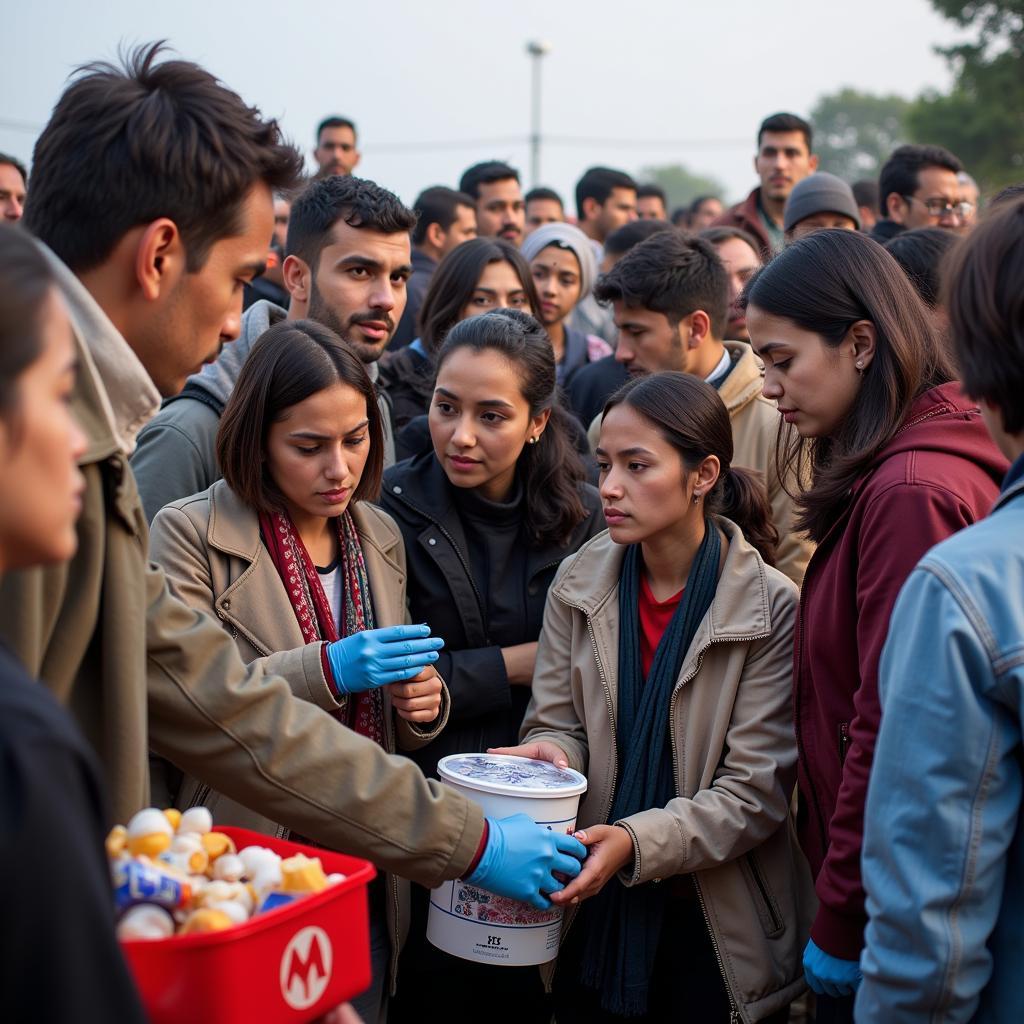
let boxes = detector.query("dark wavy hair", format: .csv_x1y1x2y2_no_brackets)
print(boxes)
744,229,953,542
603,373,778,564
944,196,1024,435
25,41,302,273
418,237,539,355
434,308,588,546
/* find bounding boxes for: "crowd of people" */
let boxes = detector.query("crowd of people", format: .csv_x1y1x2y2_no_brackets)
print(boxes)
1,40,1022,1024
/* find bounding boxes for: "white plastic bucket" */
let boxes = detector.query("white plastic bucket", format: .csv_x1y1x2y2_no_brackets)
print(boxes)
427,753,587,966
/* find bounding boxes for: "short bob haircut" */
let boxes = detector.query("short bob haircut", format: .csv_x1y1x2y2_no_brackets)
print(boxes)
217,319,384,512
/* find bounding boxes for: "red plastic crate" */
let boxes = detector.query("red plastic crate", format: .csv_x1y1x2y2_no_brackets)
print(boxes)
120,827,376,1024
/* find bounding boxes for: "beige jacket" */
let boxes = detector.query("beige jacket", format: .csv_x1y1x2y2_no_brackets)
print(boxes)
587,343,813,585
149,482,446,991
0,244,484,888
522,521,815,1022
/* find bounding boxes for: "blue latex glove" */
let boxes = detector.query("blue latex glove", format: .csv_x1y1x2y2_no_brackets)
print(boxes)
467,813,587,910
325,624,444,695
803,938,862,997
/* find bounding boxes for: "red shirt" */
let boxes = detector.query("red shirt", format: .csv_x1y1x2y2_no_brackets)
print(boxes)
638,573,684,678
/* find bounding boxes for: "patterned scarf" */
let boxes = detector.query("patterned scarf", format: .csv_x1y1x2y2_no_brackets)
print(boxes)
258,507,385,747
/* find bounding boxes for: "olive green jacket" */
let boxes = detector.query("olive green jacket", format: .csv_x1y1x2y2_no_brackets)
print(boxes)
0,245,484,888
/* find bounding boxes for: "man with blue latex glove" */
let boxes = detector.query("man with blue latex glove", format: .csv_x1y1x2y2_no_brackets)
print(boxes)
804,938,861,999
467,813,587,909
326,623,444,695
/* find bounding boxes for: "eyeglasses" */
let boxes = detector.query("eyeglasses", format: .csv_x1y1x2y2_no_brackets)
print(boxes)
902,195,974,219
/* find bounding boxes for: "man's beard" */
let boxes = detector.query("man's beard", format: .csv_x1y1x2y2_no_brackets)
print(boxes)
307,280,393,364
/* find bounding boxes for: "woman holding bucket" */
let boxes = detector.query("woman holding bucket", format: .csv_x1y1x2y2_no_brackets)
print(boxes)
495,373,814,1022
384,308,603,1023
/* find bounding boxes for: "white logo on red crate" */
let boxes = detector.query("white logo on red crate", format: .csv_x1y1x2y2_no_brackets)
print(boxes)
280,925,333,1010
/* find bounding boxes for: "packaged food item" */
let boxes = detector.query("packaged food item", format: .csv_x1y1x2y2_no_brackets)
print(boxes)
112,859,192,912
107,807,343,938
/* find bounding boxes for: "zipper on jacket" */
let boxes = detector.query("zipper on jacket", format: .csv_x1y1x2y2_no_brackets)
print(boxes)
838,722,850,766
556,602,618,952
390,490,489,637
668,631,768,1024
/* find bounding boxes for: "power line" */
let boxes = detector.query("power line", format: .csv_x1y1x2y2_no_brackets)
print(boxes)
362,134,752,155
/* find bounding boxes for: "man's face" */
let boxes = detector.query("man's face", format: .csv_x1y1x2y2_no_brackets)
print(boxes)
755,131,817,203
438,204,478,257
690,197,724,229
524,197,563,235
586,187,638,242
890,166,965,231
713,236,761,341
636,195,666,221
788,212,858,241
314,125,360,177
475,178,525,245
612,301,689,377
272,197,290,250
304,219,412,364
958,177,980,232
0,163,26,222
144,183,273,396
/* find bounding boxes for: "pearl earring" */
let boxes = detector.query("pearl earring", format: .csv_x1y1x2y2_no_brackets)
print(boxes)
528,436,539,445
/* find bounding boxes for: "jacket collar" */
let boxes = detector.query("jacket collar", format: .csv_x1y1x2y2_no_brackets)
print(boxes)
993,459,1024,513
42,243,161,458
552,516,773,642
718,341,765,414
205,480,402,564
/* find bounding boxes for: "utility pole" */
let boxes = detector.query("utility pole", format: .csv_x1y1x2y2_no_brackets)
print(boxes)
525,40,552,187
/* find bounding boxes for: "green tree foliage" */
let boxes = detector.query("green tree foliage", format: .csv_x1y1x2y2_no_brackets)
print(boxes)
810,88,912,182
637,164,727,210
907,1,1024,189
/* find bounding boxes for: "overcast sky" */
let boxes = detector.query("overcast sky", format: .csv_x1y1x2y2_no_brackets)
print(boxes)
2,0,963,208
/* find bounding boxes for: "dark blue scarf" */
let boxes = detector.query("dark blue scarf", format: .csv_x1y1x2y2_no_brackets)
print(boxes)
578,520,721,1016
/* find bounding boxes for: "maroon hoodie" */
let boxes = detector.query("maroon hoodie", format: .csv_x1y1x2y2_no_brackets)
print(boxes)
794,382,1008,959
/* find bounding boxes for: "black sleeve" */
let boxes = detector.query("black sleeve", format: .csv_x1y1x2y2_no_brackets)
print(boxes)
434,644,513,725
0,735,148,1023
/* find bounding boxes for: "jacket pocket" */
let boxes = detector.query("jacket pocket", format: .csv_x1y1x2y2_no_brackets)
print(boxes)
740,851,785,938
838,721,851,766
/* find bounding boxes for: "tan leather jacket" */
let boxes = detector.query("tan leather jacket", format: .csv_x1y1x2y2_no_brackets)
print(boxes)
522,520,815,1022
0,244,485,890
149,482,448,991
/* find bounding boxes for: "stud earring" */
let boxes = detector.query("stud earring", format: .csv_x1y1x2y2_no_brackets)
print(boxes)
528,436,539,445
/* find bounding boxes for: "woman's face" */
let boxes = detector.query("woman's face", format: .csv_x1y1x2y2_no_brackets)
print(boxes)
459,260,531,321
746,305,865,438
530,245,582,327
0,288,86,571
265,381,371,526
429,347,549,503
596,403,711,546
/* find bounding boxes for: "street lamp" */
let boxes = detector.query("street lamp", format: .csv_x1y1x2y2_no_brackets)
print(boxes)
525,40,552,186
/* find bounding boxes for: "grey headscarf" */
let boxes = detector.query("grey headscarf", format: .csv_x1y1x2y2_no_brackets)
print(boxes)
520,222,598,298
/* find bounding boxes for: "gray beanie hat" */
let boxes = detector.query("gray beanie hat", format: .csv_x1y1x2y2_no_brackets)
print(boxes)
519,221,598,297
783,172,862,232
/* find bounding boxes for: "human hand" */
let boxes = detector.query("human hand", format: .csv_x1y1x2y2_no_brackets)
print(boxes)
388,666,443,723
468,813,587,910
500,641,539,686
549,824,634,905
326,624,444,695
803,938,862,997
488,741,571,769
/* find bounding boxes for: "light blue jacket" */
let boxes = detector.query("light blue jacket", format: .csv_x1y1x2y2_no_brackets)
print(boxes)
857,458,1024,1023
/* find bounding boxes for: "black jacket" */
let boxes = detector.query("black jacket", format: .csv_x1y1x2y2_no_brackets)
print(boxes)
389,249,437,351
0,644,147,1023
868,218,905,244
566,353,628,428
380,453,604,775
378,344,434,432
